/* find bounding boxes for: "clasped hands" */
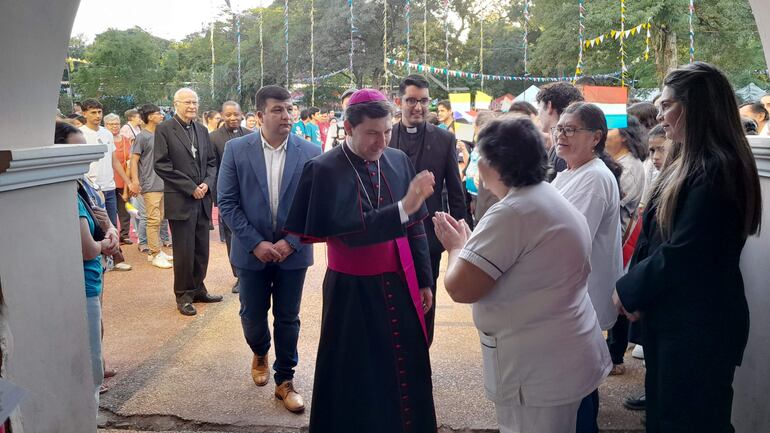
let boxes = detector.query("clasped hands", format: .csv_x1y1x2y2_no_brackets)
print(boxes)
432,211,471,252
192,183,209,199
253,240,295,263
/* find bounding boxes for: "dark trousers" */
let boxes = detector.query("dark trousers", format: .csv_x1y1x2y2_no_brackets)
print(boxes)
424,249,442,347
104,188,118,228
644,326,737,433
607,314,630,365
115,190,131,239
168,205,210,305
237,266,307,384
575,389,599,433
221,220,237,278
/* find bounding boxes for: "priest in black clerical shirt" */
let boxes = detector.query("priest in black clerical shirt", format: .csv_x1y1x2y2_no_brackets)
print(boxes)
210,100,254,294
154,87,223,316
389,74,467,346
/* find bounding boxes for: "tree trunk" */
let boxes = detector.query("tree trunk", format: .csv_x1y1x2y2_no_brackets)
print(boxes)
655,24,679,84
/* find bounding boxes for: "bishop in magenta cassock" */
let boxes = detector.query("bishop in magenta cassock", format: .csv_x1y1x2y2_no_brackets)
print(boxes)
284,89,438,433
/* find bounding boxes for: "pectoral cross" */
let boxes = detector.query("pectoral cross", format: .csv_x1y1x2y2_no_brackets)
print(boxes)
191,144,197,159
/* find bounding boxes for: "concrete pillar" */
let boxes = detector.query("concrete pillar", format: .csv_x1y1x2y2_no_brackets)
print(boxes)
736,4,770,431
0,1,101,431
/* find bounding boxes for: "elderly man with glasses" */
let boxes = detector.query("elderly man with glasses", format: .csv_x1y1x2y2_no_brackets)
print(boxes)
154,87,223,316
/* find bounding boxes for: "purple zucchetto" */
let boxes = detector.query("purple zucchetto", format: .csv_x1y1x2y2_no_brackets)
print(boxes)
347,89,388,106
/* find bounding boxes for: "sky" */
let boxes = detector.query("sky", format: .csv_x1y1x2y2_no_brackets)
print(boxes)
71,0,270,42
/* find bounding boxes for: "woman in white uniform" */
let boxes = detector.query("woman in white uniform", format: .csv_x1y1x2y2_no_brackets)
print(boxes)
433,116,611,433
550,102,624,432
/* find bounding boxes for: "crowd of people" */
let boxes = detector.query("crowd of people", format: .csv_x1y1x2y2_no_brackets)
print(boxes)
58,61,762,433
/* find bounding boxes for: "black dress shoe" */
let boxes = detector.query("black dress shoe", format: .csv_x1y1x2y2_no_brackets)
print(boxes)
193,293,224,303
178,303,197,316
232,279,240,294
623,394,645,411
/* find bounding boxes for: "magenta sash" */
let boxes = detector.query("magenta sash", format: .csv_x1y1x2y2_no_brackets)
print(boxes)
327,237,428,343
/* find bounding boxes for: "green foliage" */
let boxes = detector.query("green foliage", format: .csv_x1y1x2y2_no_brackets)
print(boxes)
63,0,768,115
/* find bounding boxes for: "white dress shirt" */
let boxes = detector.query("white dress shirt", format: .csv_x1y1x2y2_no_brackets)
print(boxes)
260,131,288,230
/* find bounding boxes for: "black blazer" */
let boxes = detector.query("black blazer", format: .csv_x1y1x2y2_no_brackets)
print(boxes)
153,117,218,220
389,122,467,253
616,166,750,366
209,125,253,202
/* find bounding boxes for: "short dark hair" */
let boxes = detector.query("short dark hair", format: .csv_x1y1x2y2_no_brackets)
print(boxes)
739,101,769,121
245,112,256,120
437,100,451,111
507,101,538,117
476,116,548,188
80,98,103,112
628,102,659,130
648,124,666,139
345,100,394,127
138,104,161,124
536,82,584,116
574,76,597,86
308,107,320,117
255,85,291,112
67,113,86,124
617,116,649,162
54,121,82,144
399,74,430,96
300,109,310,121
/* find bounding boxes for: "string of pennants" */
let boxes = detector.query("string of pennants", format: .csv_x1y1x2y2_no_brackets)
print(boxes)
387,58,621,83
584,22,651,50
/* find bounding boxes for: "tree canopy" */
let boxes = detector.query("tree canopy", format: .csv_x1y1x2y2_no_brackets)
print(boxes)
62,0,768,116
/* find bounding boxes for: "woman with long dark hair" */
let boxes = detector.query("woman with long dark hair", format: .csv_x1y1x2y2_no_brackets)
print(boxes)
615,62,762,432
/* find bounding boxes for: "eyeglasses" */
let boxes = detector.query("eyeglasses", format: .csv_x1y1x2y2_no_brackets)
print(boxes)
551,126,595,137
175,100,199,106
404,98,431,107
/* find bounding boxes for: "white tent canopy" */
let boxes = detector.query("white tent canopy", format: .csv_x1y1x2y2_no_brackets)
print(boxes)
514,85,540,104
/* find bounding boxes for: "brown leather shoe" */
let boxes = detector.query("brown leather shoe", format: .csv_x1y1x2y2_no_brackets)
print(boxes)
251,354,269,386
275,381,305,413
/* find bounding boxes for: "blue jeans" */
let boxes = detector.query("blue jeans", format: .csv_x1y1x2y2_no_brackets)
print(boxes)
238,266,307,384
86,296,103,417
131,195,170,246
103,188,117,228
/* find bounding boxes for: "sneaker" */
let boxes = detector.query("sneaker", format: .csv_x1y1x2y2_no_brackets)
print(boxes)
138,244,150,254
158,250,173,262
632,345,644,359
113,262,132,271
151,255,173,269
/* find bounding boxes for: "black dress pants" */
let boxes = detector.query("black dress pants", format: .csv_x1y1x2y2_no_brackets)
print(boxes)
222,219,238,278
169,204,210,305
115,190,131,239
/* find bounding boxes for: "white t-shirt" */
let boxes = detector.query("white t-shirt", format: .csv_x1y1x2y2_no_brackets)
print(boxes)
552,157,623,330
459,182,612,407
81,125,116,191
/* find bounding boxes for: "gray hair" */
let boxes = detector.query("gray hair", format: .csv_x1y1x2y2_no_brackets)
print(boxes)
173,87,198,102
103,113,120,124
221,100,241,112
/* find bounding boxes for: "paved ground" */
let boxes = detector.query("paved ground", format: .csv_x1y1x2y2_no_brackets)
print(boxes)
98,228,646,432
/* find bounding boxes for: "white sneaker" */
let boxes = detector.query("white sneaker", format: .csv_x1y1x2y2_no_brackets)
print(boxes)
151,255,173,269
158,250,173,262
113,262,132,271
632,344,644,359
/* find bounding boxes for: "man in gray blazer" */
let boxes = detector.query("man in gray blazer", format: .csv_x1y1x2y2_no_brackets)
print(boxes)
217,85,321,414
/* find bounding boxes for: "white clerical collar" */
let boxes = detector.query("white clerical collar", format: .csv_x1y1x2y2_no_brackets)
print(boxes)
405,126,418,134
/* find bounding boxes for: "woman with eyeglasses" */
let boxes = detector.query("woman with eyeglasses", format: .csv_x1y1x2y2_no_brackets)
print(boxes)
550,102,624,433
615,62,762,433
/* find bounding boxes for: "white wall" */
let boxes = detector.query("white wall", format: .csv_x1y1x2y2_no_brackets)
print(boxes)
0,1,96,431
